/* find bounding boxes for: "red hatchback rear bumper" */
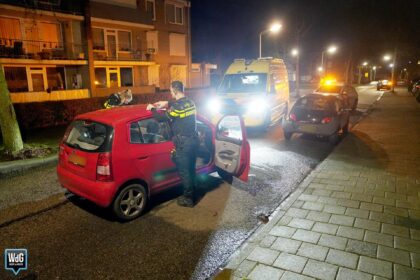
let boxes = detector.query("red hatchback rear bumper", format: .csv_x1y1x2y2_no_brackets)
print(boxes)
57,165,117,207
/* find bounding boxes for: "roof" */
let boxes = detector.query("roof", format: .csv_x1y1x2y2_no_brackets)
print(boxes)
75,105,153,126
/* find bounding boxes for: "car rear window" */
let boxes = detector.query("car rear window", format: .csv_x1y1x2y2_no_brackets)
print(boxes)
295,96,335,111
316,86,342,93
64,120,113,152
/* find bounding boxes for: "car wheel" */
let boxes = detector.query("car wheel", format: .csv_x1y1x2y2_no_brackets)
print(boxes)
217,167,233,184
328,131,339,145
352,99,358,112
113,184,147,221
284,131,293,140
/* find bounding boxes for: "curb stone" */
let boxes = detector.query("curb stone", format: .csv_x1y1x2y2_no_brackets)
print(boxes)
0,154,58,178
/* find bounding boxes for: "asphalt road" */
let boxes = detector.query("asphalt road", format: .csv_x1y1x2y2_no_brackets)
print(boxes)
0,86,383,280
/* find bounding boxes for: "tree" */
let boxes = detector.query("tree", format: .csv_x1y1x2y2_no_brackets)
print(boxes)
0,66,23,153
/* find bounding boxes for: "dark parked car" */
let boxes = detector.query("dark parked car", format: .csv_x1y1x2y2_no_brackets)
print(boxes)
408,77,420,93
282,94,350,144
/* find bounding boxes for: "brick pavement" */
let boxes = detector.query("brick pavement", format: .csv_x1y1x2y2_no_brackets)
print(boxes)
223,89,420,280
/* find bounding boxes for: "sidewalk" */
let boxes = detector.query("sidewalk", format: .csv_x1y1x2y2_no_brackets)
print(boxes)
223,90,420,280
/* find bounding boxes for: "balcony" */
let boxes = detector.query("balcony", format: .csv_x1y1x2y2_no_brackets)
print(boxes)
0,38,86,61
93,41,155,62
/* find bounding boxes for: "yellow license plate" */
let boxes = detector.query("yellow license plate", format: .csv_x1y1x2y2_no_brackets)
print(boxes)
299,124,317,133
68,154,86,167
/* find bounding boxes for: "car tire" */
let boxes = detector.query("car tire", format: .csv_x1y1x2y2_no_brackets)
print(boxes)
112,184,147,221
284,131,293,140
217,167,233,184
352,98,358,112
328,131,339,145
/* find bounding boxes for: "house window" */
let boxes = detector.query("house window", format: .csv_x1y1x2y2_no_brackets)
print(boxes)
169,33,186,56
38,22,62,49
146,0,156,21
94,67,107,88
166,4,183,25
146,31,158,53
109,68,119,88
120,67,133,87
118,30,131,52
0,17,22,45
28,67,46,92
92,28,105,50
47,67,65,90
4,67,28,92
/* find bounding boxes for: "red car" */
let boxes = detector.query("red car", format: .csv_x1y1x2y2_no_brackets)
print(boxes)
57,105,250,221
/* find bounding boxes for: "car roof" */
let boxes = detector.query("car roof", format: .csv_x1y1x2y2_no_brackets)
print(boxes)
75,105,153,126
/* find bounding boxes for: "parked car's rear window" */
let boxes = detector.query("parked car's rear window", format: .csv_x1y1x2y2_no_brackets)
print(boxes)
64,120,113,152
295,96,335,111
316,86,342,94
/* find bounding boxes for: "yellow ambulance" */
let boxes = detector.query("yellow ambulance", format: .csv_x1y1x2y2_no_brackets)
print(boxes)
207,58,290,129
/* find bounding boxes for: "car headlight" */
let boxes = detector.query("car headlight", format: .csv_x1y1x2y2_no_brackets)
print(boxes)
206,98,222,115
246,98,268,115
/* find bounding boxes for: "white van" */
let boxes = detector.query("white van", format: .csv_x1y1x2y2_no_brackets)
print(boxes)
207,58,290,129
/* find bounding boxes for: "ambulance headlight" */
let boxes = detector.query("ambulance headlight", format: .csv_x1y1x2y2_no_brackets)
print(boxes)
247,98,267,114
207,98,222,115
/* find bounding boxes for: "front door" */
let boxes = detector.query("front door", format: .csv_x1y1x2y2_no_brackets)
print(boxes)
214,115,250,182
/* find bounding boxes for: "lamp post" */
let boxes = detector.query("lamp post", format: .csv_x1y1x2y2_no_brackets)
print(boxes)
291,48,299,96
384,52,396,92
320,45,337,75
259,22,282,58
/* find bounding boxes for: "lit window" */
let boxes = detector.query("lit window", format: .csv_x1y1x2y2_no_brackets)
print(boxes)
146,0,156,20
166,4,183,24
94,68,107,88
4,67,28,92
0,17,22,45
118,31,131,51
38,22,62,49
93,28,105,51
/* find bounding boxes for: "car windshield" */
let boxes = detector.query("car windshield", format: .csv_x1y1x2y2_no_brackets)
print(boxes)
64,120,112,152
316,85,343,94
218,73,267,94
294,96,334,111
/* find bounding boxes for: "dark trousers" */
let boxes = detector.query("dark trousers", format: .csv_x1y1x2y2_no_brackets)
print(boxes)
173,136,198,199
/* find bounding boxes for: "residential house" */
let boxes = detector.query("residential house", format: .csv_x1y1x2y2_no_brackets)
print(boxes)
0,0,193,103
0,0,89,103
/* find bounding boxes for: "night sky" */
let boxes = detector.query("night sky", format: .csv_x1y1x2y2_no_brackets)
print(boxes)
191,0,420,74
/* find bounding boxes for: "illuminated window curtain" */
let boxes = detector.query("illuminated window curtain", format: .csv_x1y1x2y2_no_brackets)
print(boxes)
92,28,105,50
0,17,22,46
118,31,131,51
38,22,61,49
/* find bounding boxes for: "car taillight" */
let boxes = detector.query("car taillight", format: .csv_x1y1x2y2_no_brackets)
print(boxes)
290,113,297,122
322,117,332,124
96,152,113,181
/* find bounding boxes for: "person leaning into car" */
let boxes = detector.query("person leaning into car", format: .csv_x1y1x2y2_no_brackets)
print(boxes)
146,81,199,208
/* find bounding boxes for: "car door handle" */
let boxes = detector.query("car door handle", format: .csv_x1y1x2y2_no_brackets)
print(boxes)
137,156,149,160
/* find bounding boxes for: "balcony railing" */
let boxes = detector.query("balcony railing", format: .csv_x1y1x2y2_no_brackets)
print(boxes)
93,42,155,62
0,38,86,60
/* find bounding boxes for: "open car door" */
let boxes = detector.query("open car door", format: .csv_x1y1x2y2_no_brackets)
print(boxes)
215,115,250,182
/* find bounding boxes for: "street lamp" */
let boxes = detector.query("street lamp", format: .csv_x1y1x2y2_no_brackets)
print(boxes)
259,22,282,58
362,61,368,66
318,66,324,72
291,48,299,56
389,63,394,68
321,45,338,74
383,55,391,61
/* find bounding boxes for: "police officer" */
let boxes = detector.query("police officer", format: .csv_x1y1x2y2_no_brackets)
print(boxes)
146,81,198,207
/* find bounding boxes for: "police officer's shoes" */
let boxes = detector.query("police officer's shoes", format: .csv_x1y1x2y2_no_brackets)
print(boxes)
177,196,194,208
